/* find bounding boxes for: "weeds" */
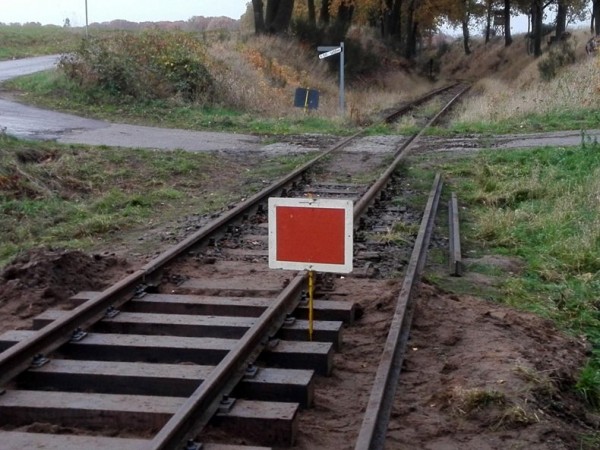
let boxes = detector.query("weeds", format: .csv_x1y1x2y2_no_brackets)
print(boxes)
373,222,419,245
576,359,600,408
493,405,539,429
449,386,506,416
0,136,311,267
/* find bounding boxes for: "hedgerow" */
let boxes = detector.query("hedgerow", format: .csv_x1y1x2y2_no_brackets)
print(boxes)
59,30,215,104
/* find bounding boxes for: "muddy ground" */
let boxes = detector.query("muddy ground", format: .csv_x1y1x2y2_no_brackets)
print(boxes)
1,135,599,449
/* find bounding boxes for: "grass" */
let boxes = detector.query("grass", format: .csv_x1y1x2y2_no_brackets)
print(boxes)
447,108,600,135
449,386,506,416
0,24,81,60
372,221,419,246
0,133,314,267
420,141,600,408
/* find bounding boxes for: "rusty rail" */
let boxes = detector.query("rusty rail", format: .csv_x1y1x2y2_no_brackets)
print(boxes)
150,274,306,449
384,83,460,123
354,173,443,450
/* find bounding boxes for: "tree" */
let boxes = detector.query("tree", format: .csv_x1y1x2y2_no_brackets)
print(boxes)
321,0,331,24
504,0,512,46
252,0,295,34
381,0,403,40
555,0,567,37
405,0,422,59
307,0,316,26
252,0,266,33
484,0,493,43
530,0,543,56
592,0,600,34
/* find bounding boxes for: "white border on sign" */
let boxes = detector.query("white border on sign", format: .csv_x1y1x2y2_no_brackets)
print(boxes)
268,197,353,274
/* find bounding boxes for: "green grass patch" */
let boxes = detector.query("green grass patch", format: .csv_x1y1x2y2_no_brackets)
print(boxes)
0,24,81,60
0,133,313,267
428,143,600,408
446,108,600,135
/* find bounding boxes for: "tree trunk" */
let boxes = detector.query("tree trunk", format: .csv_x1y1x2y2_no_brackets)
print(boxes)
390,0,402,38
405,0,417,58
336,0,354,28
504,0,513,46
462,15,471,55
485,1,492,44
532,0,543,57
555,0,566,38
252,0,266,34
381,0,402,39
265,0,295,34
320,0,330,25
593,0,600,35
307,0,316,27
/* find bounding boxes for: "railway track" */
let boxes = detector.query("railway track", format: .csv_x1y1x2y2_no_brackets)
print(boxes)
0,83,469,449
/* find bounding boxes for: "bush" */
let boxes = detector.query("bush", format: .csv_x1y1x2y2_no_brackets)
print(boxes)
538,40,576,81
59,30,216,104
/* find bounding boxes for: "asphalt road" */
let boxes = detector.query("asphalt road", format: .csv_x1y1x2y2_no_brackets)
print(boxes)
0,56,598,152
0,56,262,152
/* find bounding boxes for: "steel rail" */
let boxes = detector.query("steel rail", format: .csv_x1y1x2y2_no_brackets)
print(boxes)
355,83,469,222
149,273,307,450
354,173,443,450
384,83,460,123
392,83,471,160
448,192,463,276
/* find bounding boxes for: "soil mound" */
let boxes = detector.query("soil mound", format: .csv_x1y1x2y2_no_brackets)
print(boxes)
0,248,128,332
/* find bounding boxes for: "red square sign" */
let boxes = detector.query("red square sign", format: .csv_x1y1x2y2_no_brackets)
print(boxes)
268,198,353,273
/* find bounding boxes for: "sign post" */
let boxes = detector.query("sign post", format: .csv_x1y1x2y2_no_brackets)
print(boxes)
317,42,345,114
268,197,353,339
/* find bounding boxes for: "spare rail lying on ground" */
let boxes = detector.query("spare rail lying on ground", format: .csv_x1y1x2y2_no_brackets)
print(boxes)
448,192,463,276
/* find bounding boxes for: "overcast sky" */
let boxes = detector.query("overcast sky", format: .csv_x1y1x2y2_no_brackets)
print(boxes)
0,0,248,26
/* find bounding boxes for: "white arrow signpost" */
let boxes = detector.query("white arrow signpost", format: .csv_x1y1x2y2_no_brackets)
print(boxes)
318,42,345,114
318,47,342,59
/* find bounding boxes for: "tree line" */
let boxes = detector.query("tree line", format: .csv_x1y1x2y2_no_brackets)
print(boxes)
249,0,596,57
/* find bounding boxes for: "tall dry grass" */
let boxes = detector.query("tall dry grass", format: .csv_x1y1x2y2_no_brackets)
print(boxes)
443,29,600,123
207,34,435,122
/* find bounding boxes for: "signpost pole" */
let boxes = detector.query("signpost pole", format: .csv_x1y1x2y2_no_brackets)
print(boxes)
85,0,89,37
304,88,310,114
339,42,345,114
308,270,315,341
